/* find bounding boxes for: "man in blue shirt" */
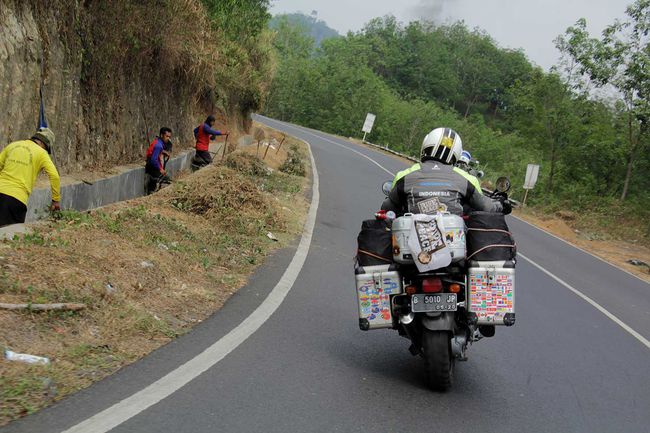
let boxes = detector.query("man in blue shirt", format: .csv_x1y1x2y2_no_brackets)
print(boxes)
145,127,172,194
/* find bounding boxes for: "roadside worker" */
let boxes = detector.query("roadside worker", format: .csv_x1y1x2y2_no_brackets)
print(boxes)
0,127,61,227
192,115,228,167
145,127,172,194
162,137,173,170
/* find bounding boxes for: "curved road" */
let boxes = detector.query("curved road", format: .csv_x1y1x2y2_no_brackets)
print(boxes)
3,117,649,433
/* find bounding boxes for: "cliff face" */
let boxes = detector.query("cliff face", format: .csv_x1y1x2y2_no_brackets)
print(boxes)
0,1,221,172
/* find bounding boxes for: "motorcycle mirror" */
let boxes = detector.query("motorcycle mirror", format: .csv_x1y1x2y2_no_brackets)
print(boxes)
495,176,511,193
381,181,392,196
476,170,485,179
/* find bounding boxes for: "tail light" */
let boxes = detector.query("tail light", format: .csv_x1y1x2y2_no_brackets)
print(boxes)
422,277,442,293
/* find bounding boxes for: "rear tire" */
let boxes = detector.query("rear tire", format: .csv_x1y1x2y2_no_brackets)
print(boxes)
422,330,454,391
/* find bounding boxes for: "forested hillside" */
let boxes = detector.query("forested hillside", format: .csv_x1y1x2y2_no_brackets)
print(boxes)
264,6,649,242
269,12,339,46
0,0,274,171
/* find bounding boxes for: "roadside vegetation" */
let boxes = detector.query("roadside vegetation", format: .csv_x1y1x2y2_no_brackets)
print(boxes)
266,2,649,247
0,134,310,424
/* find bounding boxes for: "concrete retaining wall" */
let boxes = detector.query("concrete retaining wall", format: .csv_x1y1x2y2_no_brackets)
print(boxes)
25,149,196,221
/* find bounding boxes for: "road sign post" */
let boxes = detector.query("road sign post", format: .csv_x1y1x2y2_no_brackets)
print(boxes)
361,113,376,142
522,163,540,205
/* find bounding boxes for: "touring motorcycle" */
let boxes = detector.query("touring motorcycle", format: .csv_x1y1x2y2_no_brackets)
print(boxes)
354,177,515,391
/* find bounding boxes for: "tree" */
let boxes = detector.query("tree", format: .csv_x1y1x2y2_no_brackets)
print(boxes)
271,16,315,59
556,0,650,200
507,71,578,196
202,0,271,40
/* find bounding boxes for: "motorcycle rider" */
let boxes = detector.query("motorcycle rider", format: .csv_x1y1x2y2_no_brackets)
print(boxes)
455,150,482,188
382,127,511,216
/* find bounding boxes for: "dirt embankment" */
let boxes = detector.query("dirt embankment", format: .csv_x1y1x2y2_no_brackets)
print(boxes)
0,128,310,424
513,209,650,281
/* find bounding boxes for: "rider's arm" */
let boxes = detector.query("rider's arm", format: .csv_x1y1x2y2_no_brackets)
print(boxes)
381,177,405,214
466,182,503,213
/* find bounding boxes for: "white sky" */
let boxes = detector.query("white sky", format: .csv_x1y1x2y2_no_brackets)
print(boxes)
269,0,631,70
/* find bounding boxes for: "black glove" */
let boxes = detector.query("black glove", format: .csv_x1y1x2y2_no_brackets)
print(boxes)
500,198,512,215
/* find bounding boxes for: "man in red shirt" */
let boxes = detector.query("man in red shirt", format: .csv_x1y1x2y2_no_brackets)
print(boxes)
192,115,228,167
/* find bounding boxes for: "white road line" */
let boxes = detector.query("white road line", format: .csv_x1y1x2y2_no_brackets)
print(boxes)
519,253,650,349
61,140,320,433
512,215,650,285
266,121,650,350
263,119,395,177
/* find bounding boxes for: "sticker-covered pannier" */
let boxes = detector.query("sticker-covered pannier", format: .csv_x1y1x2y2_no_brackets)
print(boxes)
467,260,515,326
355,263,403,330
466,211,516,261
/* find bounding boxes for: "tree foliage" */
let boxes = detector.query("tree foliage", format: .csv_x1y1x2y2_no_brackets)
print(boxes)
264,8,650,239
556,0,650,200
200,0,275,115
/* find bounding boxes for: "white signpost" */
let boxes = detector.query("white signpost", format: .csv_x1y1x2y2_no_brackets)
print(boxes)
522,163,540,205
361,113,376,142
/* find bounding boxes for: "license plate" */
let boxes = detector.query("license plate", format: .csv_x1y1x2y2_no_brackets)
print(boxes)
411,293,457,313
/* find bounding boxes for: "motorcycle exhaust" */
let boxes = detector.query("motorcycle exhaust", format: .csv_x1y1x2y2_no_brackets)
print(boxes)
399,312,415,325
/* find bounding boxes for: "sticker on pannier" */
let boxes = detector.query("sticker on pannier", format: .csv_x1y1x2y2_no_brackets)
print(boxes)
469,268,514,325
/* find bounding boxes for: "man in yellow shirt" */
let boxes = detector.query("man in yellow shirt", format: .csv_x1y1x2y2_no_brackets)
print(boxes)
0,128,61,227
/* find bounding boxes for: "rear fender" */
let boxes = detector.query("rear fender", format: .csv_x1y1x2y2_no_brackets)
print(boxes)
420,312,455,331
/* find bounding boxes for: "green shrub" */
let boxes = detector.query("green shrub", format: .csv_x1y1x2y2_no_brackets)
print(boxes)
279,144,306,177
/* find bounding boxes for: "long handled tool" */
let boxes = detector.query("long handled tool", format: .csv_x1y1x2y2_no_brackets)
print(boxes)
275,134,286,154
221,133,229,161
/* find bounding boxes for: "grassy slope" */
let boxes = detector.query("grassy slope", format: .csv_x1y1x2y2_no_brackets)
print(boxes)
0,130,310,424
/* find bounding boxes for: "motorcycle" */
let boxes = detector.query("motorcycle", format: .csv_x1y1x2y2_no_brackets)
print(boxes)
355,177,515,391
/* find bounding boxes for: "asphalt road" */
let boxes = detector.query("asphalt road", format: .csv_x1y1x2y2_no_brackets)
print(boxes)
4,117,649,433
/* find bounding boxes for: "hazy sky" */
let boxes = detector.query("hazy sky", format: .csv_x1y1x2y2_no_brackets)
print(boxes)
269,0,631,70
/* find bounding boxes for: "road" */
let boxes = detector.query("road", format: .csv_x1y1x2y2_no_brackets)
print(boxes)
4,117,649,433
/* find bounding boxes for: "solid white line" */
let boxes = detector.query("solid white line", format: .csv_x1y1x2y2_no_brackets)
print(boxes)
512,215,649,285
519,253,650,349
61,141,320,433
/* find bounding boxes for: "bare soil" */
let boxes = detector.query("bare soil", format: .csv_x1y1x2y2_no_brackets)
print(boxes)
513,209,650,281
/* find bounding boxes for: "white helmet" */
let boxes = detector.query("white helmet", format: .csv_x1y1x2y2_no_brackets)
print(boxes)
420,127,463,164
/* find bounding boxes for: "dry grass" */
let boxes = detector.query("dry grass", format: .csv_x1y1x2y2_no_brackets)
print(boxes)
513,208,650,281
0,142,309,425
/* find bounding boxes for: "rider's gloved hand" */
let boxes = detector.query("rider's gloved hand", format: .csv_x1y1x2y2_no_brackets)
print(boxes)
500,198,512,215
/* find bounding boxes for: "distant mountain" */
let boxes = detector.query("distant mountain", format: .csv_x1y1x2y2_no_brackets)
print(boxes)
269,12,340,46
